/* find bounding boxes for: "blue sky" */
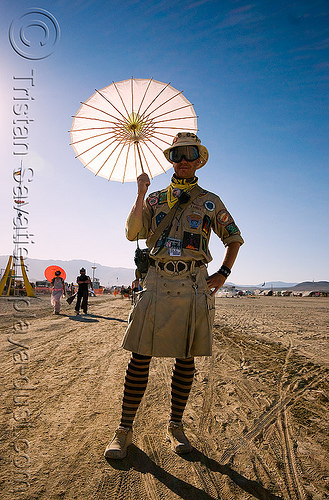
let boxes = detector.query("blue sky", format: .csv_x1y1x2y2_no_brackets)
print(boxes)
0,0,328,285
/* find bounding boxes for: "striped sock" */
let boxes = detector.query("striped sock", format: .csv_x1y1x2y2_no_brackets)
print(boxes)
170,357,195,422
119,352,151,429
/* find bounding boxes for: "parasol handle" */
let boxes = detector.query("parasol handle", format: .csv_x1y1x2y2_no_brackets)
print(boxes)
135,141,145,173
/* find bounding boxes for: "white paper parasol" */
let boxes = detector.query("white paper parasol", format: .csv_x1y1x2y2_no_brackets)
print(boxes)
70,78,198,182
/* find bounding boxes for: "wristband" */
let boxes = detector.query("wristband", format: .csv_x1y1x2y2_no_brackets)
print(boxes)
217,265,231,279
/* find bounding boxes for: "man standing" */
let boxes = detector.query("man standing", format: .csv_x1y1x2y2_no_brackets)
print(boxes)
75,268,93,315
104,132,244,459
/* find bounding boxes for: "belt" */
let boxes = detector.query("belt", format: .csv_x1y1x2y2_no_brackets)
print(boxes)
149,259,204,275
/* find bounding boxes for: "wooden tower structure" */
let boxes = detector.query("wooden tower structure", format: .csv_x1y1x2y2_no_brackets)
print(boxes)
0,255,35,297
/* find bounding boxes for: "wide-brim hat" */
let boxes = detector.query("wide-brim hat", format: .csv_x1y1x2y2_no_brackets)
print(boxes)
163,132,209,169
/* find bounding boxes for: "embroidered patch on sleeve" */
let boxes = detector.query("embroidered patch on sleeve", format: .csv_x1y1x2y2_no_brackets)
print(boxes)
182,231,201,251
202,215,211,236
158,191,168,204
156,211,167,226
225,222,239,235
186,213,202,229
217,209,233,225
202,236,208,253
148,196,158,206
204,200,215,212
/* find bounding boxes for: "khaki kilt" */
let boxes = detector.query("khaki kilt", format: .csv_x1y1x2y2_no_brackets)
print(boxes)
121,264,215,358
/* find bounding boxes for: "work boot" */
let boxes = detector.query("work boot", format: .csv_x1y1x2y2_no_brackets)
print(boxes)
166,421,192,454
104,426,132,459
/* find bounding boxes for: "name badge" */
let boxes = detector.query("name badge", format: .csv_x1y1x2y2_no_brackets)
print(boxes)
165,237,182,256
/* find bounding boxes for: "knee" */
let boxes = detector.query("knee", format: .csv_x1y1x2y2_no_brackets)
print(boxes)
175,357,195,364
131,352,152,362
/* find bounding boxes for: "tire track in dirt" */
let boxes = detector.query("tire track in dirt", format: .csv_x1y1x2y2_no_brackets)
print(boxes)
218,367,327,465
192,325,287,497
141,432,220,499
190,440,235,500
176,334,285,498
192,439,285,500
249,445,290,500
217,327,272,408
275,339,306,500
139,435,163,499
92,468,148,500
141,434,178,500
249,418,300,500
194,314,328,499
276,410,306,500
301,460,329,499
261,411,329,500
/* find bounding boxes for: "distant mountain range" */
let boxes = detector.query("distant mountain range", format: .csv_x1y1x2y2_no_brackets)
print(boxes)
256,281,298,288
235,281,329,291
289,281,329,291
222,281,299,290
1,256,328,291
0,256,135,287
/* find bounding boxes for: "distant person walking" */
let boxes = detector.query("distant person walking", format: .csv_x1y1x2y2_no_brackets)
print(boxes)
75,268,93,315
131,278,140,305
51,270,65,315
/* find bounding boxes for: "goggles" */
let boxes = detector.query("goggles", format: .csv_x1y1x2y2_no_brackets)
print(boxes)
169,145,199,163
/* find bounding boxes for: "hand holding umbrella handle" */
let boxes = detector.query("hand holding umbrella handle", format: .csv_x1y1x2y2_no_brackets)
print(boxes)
137,173,150,196
126,172,150,240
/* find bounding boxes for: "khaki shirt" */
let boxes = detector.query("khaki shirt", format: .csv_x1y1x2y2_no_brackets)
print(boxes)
126,184,244,263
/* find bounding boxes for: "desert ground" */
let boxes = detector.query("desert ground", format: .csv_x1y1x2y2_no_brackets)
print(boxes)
0,293,328,500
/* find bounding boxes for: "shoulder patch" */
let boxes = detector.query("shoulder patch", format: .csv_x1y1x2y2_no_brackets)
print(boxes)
204,200,215,212
158,191,168,204
217,209,233,226
225,222,239,235
148,196,158,206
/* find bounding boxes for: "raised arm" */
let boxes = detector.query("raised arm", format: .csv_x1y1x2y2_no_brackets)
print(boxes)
126,173,150,241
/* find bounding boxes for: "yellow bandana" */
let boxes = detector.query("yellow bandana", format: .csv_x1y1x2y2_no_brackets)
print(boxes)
167,176,198,209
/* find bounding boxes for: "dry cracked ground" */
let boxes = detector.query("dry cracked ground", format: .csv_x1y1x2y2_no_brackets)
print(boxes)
0,294,328,500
